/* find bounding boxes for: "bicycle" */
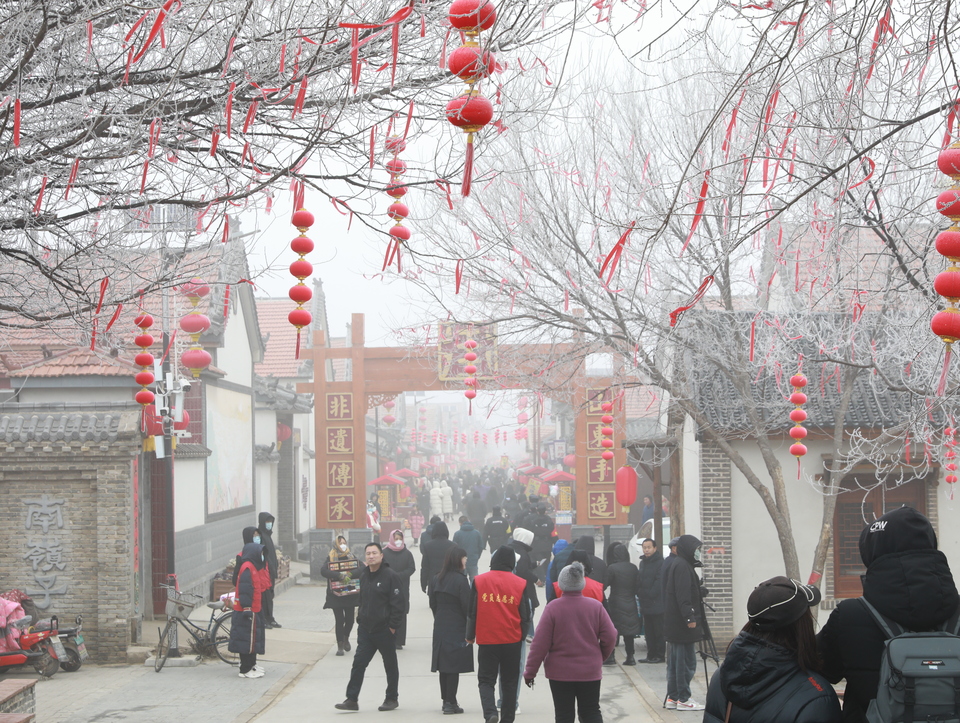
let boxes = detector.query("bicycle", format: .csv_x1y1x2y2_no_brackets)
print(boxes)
154,575,238,672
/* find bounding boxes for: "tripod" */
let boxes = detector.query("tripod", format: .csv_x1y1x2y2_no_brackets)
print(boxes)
698,599,720,688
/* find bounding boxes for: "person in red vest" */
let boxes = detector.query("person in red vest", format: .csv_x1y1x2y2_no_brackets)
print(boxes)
228,542,271,678
553,550,605,602
467,545,533,723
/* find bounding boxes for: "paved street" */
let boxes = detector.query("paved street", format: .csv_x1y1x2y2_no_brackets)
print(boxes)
13,558,711,722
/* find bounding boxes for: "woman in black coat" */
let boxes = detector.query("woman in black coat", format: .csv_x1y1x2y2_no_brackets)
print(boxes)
636,538,665,663
320,535,362,656
428,546,474,714
228,542,269,677
603,542,641,665
382,528,416,649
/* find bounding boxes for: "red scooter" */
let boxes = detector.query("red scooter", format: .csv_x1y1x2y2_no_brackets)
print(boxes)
0,615,63,677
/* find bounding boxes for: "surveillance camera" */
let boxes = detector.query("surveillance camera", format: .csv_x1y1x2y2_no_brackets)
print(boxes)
180,379,192,391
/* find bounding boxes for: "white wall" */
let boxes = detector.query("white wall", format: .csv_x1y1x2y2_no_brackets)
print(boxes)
18,386,134,405
175,458,207,531
727,437,830,630
682,416,702,540
255,408,277,446
934,485,960,570
255,461,275,515
216,292,254,384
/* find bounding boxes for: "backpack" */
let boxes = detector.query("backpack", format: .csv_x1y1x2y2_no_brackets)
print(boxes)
862,597,960,723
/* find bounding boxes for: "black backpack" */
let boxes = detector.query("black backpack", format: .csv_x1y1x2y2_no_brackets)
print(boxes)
862,598,960,723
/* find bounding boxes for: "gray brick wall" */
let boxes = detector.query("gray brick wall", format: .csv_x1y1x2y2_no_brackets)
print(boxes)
700,442,735,643
0,679,35,714
0,442,139,664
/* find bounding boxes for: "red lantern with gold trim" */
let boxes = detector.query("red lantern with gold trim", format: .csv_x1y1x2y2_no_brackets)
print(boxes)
289,208,314,359
615,465,638,507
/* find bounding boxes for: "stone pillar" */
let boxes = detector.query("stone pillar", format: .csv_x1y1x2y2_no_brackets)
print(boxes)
699,442,734,643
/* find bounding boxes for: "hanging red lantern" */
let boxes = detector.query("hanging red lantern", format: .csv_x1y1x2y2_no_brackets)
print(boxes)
448,46,496,83
276,422,292,450
382,131,412,273
289,207,314,359
448,0,497,31
615,465,638,507
933,143,960,395
181,347,212,378
178,277,212,379
383,414,396,426
133,311,156,407
563,453,576,468
173,410,191,432
788,373,808,477
599,399,615,462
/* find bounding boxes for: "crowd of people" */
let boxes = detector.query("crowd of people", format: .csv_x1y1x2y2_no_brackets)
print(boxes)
227,480,960,723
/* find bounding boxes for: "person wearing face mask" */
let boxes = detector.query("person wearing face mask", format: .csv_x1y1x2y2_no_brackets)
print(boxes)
229,542,270,678
322,535,363,656
382,529,416,650
232,527,262,587
257,512,281,629
662,534,706,711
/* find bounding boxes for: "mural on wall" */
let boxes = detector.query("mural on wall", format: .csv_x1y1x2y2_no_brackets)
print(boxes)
206,385,254,515
22,494,69,609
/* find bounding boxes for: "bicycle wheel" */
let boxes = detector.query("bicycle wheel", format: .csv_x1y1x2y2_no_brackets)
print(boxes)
212,613,239,665
154,621,174,672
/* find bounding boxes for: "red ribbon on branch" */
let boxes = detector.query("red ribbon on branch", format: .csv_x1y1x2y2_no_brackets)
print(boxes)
339,2,414,90
680,171,710,257
669,275,715,327
598,221,636,286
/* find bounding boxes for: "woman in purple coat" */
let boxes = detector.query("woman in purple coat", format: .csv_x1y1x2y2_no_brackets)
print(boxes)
523,562,617,723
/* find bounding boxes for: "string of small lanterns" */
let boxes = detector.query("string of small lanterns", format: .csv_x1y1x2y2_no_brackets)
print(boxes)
463,338,479,413
788,373,808,477
933,143,960,395
133,311,156,407
600,401,615,462
445,0,497,197
384,134,410,272
289,207,315,359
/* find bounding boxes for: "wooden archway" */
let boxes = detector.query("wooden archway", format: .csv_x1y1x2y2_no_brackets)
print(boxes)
298,314,627,528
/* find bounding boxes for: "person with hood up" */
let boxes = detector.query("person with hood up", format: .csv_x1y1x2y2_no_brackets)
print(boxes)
524,562,618,723
468,546,532,723
545,539,570,602
507,527,540,612
573,535,606,584
232,526,262,586
817,506,959,722
662,534,706,711
441,480,454,521
465,489,488,531
603,542,641,666
531,504,556,583
229,542,271,678
421,521,456,593
321,535,362,656
704,576,842,722
428,546,474,714
335,542,405,712
484,506,510,554
636,538,665,663
453,515,484,579
383,529,416,650
430,482,444,520
257,511,281,629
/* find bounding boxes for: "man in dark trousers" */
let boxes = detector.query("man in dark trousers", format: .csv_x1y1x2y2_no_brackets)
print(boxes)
468,546,532,723
257,511,281,628
662,534,705,712
335,542,405,712
818,507,960,722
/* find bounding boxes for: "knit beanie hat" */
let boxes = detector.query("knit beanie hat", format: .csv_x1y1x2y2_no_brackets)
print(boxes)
558,562,586,592
512,527,534,547
859,506,937,568
491,545,517,572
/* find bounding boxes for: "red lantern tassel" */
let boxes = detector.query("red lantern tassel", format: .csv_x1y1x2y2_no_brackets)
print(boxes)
938,343,953,396
295,329,302,359
462,133,475,197
797,457,801,479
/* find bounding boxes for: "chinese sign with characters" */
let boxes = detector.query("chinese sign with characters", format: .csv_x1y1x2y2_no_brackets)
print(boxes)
326,393,353,421
586,423,608,450
586,388,612,415
437,322,499,381
327,461,355,488
326,427,354,454
22,495,69,609
587,456,614,484
328,495,355,523
587,491,616,519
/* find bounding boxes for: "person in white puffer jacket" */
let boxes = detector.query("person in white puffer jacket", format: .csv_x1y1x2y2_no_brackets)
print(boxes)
440,480,454,521
430,481,444,520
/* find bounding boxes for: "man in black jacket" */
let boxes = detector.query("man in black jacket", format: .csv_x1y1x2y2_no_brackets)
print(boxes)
257,511,281,628
335,542,405,712
420,521,456,593
663,534,705,712
817,506,960,722
484,506,510,553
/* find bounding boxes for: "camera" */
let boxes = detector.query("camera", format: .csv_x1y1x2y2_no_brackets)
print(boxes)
180,379,192,391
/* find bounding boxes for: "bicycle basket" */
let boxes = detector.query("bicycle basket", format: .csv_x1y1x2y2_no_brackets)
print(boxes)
165,590,197,620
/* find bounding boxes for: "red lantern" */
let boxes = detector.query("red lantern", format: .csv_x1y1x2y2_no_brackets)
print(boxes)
386,158,407,175
289,285,312,304
135,352,154,367
389,225,411,241
615,466,638,507
289,308,312,329
290,236,314,255
290,258,313,280
181,347,212,378
179,278,210,304
446,93,494,129
135,389,155,406
291,208,315,230
936,269,960,300
135,371,155,386
938,146,960,179
788,372,808,476
388,202,409,220
173,410,191,432
789,443,808,457
133,310,155,407
135,333,154,349
601,450,614,461
932,309,960,343
448,46,495,83
448,0,497,32
179,312,211,339
938,189,960,220
383,414,396,426
134,314,154,329
937,230,960,260
563,453,576,468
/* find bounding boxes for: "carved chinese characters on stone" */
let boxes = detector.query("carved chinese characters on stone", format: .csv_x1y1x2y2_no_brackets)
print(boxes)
587,491,616,519
328,495,355,523
326,427,354,454
327,461,355,489
587,456,614,484
586,423,607,450
326,393,353,421
22,495,68,609
586,388,612,415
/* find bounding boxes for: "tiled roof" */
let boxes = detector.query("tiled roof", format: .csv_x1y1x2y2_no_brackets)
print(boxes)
255,299,310,378
8,348,138,378
255,376,313,413
0,409,139,444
